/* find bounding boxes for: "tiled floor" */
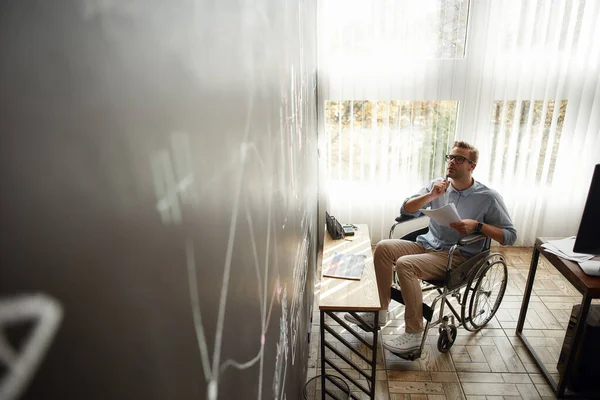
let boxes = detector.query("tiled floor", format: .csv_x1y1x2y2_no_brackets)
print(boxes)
306,246,590,400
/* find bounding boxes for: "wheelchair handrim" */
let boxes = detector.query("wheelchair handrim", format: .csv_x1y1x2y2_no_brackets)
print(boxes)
468,259,508,329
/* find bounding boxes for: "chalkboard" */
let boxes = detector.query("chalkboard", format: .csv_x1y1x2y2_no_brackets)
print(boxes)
0,1,318,399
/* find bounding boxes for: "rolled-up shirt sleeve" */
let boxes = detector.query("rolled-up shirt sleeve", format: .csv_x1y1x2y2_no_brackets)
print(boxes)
485,195,517,245
400,180,435,217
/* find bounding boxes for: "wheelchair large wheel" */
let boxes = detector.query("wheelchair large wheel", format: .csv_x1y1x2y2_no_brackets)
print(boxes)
460,253,506,331
467,256,508,330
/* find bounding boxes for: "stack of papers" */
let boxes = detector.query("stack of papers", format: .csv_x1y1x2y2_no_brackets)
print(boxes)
541,237,600,277
541,237,594,262
419,203,461,227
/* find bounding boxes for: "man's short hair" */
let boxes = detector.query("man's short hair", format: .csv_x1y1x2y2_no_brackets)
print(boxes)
452,141,479,163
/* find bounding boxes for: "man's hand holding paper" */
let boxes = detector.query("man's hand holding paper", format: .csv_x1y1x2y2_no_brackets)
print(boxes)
449,219,479,234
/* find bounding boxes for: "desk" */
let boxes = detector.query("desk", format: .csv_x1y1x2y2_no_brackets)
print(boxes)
319,224,380,400
516,237,600,398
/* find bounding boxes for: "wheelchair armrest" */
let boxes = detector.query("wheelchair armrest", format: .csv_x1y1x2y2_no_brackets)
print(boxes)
390,215,428,240
400,226,429,242
457,233,487,246
394,214,425,223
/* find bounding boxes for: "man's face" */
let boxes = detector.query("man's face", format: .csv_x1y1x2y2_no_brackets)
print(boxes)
446,147,476,180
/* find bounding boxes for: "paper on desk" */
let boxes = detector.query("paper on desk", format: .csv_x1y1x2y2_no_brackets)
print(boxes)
541,247,588,262
419,203,461,227
540,237,600,276
541,237,595,262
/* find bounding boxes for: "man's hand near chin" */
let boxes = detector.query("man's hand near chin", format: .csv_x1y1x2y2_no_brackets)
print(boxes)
449,219,478,235
429,179,450,200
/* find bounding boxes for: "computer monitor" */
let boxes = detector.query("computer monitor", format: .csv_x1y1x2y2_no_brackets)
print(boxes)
574,164,600,255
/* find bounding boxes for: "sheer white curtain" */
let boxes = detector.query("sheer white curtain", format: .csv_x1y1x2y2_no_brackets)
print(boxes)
318,0,600,245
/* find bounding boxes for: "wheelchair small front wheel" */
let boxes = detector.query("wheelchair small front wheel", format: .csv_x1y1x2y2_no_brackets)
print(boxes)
437,325,457,353
468,257,508,330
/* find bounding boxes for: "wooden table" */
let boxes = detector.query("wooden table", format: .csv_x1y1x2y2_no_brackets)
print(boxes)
516,237,600,398
319,224,380,400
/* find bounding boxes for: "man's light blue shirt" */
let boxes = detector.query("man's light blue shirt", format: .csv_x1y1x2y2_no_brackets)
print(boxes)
400,178,517,258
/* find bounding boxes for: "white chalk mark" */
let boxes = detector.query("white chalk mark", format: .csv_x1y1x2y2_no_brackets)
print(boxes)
219,351,262,373
151,132,198,226
289,211,311,365
0,333,17,365
170,132,198,206
184,238,212,382
210,90,256,400
208,380,217,399
263,278,281,338
273,286,288,400
258,168,274,400
215,281,282,374
245,205,264,315
151,150,181,225
245,142,268,174
0,294,63,400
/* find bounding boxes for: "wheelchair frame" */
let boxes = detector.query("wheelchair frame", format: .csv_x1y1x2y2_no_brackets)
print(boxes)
388,216,509,361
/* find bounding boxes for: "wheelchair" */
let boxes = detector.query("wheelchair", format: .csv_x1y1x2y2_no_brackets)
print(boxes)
387,214,508,361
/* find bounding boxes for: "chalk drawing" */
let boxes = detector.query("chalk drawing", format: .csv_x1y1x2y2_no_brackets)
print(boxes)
138,1,317,397
153,124,314,400
273,285,288,400
0,1,318,399
184,238,212,382
0,294,63,400
151,132,198,226
289,212,312,365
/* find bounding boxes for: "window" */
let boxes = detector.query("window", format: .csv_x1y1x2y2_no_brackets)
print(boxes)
490,100,568,184
324,100,458,182
503,0,586,52
321,0,470,60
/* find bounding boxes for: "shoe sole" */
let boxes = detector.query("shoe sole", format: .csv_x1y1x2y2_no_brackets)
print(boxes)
382,343,421,354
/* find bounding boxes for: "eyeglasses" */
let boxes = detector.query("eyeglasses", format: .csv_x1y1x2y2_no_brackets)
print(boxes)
445,154,474,164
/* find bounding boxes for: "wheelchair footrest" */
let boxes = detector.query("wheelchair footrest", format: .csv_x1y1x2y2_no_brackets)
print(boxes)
392,349,422,361
390,287,434,321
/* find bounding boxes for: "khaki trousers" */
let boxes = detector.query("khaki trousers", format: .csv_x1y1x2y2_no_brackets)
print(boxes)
374,239,466,333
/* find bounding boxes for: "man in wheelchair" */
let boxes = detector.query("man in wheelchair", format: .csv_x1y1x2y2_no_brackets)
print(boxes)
345,141,516,358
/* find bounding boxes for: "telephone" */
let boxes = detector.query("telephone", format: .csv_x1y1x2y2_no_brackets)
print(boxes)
342,224,355,236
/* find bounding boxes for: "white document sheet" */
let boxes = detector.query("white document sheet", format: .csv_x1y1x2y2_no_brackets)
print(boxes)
540,236,600,276
541,237,595,262
419,203,461,227
579,259,600,277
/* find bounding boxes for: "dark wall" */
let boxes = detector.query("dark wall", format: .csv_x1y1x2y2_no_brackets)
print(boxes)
0,1,317,399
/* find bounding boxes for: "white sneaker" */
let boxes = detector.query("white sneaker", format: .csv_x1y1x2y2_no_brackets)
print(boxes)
343,311,387,328
383,332,422,354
